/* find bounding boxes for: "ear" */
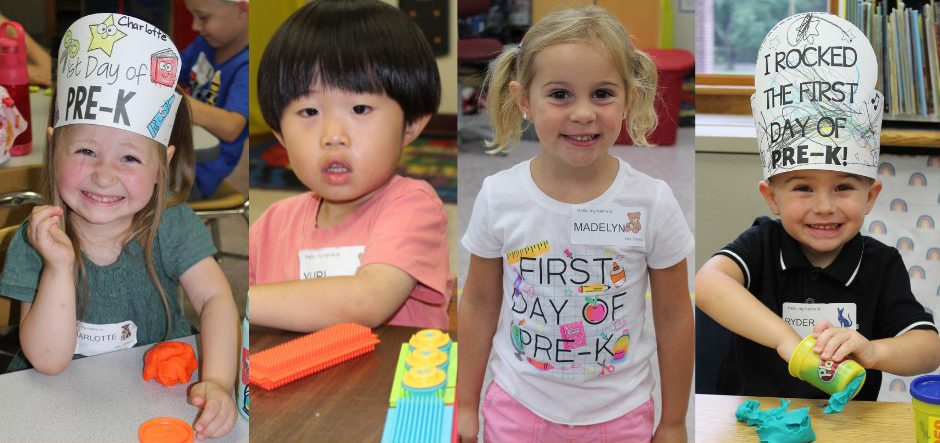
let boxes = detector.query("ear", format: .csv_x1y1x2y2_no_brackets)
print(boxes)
165,144,176,164
402,114,432,147
508,80,529,119
863,180,883,214
272,130,285,148
758,180,781,215
46,126,53,143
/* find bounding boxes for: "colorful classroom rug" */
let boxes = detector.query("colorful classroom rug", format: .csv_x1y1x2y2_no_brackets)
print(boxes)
249,137,457,203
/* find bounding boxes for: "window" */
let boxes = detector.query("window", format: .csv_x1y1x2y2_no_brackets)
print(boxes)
697,0,829,75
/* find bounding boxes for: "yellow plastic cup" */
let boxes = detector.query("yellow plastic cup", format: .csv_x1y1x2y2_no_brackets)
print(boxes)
911,375,940,443
787,334,866,398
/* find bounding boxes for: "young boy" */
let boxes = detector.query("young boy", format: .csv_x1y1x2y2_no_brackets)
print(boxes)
248,0,450,331
695,12,940,400
181,0,249,197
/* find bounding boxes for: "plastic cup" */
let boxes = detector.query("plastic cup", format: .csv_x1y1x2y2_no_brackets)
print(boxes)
787,334,866,398
911,375,940,443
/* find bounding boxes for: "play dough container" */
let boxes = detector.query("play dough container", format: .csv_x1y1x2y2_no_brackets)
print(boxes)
911,375,940,443
787,334,866,398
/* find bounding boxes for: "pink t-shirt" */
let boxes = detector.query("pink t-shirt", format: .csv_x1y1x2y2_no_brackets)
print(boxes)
249,175,450,329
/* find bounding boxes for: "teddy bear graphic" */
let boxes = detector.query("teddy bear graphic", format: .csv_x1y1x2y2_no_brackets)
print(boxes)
625,212,641,234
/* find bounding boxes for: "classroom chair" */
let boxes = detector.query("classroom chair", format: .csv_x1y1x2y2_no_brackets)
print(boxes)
188,180,249,261
0,224,22,363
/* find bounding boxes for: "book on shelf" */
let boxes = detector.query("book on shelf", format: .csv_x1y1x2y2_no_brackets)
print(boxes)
844,0,940,120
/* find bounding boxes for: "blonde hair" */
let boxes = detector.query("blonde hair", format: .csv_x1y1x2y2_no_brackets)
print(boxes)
42,86,194,340
484,6,658,153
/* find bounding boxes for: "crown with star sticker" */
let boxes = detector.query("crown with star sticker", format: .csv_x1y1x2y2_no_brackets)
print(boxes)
751,13,882,180
54,13,182,147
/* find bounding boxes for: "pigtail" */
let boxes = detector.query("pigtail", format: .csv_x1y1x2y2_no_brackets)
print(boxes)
624,48,658,147
483,46,526,154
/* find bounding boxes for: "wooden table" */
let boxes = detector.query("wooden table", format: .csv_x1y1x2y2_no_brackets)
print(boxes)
251,325,426,442
695,394,916,442
0,335,248,442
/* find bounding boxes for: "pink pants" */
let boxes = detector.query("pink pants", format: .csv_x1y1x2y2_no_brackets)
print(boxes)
480,382,655,443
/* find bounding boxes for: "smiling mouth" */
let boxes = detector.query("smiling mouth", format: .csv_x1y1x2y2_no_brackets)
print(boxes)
564,134,599,142
82,190,124,204
808,223,841,230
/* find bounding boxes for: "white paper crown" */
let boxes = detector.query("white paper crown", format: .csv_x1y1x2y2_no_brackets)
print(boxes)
751,13,882,180
54,13,182,147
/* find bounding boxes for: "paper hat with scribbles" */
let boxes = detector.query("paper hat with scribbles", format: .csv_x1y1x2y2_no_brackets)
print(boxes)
751,13,882,180
54,13,181,147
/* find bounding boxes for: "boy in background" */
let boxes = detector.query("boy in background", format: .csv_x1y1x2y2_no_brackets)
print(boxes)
181,0,249,197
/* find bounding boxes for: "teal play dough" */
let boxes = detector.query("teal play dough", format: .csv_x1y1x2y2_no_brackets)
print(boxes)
735,399,817,443
823,373,865,414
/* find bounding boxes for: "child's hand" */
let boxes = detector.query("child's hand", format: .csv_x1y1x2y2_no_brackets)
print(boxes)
457,406,479,443
28,206,74,269
813,320,877,367
188,380,237,439
652,422,687,443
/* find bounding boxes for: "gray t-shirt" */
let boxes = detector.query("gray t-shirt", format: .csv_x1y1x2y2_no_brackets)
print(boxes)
0,204,216,371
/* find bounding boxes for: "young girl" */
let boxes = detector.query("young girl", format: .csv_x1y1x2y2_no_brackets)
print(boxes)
0,14,239,439
458,7,694,442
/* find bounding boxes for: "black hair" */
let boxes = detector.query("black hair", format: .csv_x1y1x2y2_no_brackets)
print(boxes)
257,0,441,131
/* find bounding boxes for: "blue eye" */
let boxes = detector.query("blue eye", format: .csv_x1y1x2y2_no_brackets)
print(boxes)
352,105,372,114
122,155,141,163
298,108,319,117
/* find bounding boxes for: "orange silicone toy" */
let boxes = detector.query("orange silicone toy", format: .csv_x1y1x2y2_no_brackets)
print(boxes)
250,323,379,391
142,342,199,386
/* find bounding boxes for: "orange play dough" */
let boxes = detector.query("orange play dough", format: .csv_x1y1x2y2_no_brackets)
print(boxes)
142,342,198,386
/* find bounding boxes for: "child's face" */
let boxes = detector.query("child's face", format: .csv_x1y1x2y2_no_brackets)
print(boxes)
759,170,882,266
276,86,416,205
184,0,247,50
511,42,627,169
56,125,171,231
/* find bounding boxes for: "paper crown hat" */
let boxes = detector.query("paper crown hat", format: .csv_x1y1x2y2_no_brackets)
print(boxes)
54,13,182,147
751,13,882,180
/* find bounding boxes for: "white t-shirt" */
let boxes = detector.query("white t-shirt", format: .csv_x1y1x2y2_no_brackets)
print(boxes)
461,158,693,425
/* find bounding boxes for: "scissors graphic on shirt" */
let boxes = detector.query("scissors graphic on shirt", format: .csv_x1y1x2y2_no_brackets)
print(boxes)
597,359,615,376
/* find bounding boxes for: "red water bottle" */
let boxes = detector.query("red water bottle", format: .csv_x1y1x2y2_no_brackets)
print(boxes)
0,20,30,156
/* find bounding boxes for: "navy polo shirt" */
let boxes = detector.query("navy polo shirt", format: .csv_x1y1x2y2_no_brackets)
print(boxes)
714,216,937,400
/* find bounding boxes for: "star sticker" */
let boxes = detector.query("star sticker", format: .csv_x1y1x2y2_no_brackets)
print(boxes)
87,14,126,57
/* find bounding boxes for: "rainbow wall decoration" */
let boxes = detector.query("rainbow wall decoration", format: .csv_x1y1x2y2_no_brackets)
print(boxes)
878,162,896,176
897,237,915,251
869,220,888,234
917,215,936,229
909,173,928,186
890,198,908,212
928,156,940,167
927,248,940,261
909,265,927,280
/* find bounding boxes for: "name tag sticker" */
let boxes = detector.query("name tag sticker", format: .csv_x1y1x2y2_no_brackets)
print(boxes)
783,302,857,338
298,245,365,280
570,206,645,247
74,320,137,357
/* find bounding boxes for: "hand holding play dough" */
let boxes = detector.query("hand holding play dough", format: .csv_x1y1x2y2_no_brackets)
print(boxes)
143,342,198,386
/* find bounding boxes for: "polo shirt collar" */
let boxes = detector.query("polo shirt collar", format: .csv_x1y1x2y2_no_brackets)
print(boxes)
778,228,864,286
